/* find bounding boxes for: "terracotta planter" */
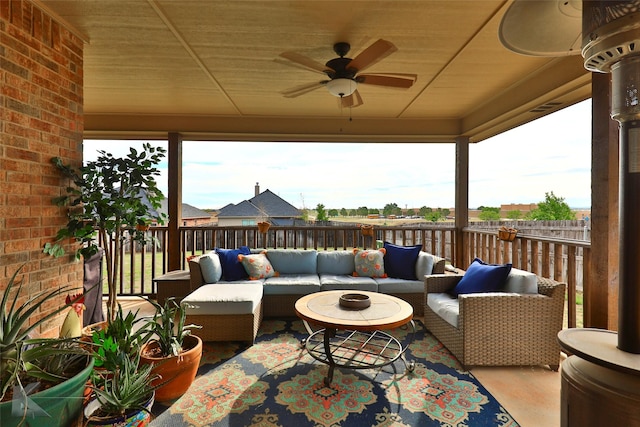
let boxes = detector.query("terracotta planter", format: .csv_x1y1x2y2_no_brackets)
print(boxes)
140,334,203,405
135,223,150,232
361,224,374,236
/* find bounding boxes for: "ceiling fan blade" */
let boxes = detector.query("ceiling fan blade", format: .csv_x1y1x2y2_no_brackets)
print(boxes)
347,39,397,73
358,73,417,88
340,89,363,108
281,81,326,98
277,51,330,74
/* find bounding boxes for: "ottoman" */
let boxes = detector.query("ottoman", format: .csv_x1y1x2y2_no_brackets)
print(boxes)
181,282,264,343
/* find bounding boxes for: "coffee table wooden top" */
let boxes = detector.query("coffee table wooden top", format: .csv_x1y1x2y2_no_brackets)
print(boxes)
295,291,413,331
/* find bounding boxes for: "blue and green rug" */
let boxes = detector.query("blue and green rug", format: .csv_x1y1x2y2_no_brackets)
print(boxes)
151,319,519,426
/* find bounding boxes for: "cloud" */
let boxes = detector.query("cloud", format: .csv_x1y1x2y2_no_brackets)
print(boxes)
84,99,592,210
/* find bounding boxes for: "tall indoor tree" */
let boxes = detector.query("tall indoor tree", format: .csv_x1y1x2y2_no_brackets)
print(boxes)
45,143,166,320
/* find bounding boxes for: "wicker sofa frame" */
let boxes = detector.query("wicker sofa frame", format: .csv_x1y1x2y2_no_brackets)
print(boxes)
424,273,566,371
186,252,445,343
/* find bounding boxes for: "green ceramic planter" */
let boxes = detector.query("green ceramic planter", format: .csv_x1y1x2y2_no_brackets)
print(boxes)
0,357,94,427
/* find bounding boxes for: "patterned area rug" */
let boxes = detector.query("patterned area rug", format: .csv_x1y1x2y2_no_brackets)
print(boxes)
151,319,519,427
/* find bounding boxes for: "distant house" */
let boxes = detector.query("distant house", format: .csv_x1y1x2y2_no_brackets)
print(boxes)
158,200,214,226
217,183,301,227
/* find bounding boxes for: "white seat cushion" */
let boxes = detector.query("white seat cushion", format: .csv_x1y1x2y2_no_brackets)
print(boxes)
427,293,460,327
182,283,263,315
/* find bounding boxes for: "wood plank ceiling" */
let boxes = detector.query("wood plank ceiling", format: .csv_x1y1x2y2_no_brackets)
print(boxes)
41,0,591,143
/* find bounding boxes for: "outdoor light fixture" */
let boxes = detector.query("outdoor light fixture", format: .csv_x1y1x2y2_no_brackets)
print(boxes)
326,78,357,97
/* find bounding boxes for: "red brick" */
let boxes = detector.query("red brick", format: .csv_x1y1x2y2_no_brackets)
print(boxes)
6,146,39,162
6,238,40,253
0,0,9,21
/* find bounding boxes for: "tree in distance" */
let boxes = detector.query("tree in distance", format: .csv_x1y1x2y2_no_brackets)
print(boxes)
506,210,522,220
527,191,575,220
478,206,501,220
315,203,328,221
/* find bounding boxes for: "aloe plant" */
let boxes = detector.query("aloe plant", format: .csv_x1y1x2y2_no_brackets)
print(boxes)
0,264,89,401
89,352,157,420
146,297,201,357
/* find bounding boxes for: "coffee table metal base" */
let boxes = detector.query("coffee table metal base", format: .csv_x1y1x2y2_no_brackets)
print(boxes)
302,321,416,386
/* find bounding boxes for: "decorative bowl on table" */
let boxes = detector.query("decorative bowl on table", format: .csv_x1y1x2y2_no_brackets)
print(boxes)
339,293,371,310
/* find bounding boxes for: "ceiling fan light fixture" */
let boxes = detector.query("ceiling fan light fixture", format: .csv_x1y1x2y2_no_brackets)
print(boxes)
326,78,356,97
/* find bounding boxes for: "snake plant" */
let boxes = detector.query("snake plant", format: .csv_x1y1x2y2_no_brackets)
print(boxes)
146,297,201,357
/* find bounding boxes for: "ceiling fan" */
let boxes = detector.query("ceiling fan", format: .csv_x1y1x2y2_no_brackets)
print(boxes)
277,39,417,108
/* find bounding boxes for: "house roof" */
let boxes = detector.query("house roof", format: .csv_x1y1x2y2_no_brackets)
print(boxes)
42,1,590,145
218,189,301,219
159,200,211,220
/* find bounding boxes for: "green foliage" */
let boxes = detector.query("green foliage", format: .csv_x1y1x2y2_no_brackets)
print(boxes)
90,353,156,419
91,303,153,371
145,298,201,358
506,210,522,220
339,208,348,216
315,203,328,221
418,206,429,216
328,208,339,217
0,264,89,401
528,191,576,220
383,203,399,217
425,211,442,222
368,208,379,215
47,143,167,318
424,208,450,222
357,206,368,216
478,206,501,220
406,209,415,217
349,209,357,217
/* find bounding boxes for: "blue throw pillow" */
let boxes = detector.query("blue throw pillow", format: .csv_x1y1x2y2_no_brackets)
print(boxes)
451,258,512,297
215,246,250,281
383,242,422,280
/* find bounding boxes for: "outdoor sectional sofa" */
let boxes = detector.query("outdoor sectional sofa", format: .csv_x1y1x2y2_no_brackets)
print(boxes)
424,262,566,370
184,247,445,343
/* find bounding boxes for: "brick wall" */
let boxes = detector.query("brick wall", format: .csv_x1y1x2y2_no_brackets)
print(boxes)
1,0,84,336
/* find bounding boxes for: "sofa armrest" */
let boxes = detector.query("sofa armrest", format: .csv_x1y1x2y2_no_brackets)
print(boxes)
459,279,566,335
424,274,461,294
431,256,446,274
188,257,205,291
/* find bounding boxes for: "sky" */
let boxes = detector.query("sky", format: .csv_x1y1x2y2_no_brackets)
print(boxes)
83,99,592,211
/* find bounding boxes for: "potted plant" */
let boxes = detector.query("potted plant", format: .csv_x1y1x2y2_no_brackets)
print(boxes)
44,143,167,321
85,302,157,426
256,203,271,233
140,297,202,405
90,303,154,372
0,265,94,427
85,353,156,426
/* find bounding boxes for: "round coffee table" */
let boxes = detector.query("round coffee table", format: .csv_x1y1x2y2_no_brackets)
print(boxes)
295,290,415,385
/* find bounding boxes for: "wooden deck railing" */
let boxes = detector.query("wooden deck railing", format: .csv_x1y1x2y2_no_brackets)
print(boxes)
108,223,588,328
462,227,590,328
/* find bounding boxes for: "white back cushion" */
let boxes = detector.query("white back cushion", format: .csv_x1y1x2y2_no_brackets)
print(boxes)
504,268,538,293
